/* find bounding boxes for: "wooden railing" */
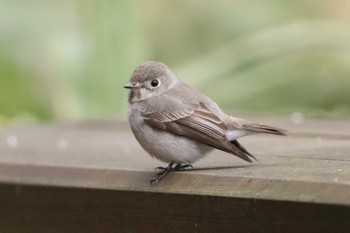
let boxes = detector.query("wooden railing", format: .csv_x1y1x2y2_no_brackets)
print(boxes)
0,117,349,232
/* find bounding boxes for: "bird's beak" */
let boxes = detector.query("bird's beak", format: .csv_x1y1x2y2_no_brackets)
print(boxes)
123,82,141,89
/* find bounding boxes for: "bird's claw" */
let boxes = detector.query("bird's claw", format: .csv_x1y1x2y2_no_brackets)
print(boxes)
150,162,194,185
150,172,166,185
175,164,193,170
155,166,166,172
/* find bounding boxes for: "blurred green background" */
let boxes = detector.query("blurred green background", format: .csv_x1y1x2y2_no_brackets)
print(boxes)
1,0,350,126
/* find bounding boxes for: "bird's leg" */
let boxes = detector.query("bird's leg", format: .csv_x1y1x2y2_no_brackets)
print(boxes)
151,162,193,184
151,162,175,184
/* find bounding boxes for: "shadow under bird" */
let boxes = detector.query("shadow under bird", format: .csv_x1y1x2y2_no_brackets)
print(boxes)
124,61,287,184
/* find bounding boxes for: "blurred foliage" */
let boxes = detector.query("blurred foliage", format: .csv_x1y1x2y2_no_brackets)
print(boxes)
1,0,350,125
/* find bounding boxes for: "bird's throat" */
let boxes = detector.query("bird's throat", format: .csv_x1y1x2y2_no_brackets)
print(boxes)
128,89,142,103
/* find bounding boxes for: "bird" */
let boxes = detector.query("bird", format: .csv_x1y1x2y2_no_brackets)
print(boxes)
124,61,287,184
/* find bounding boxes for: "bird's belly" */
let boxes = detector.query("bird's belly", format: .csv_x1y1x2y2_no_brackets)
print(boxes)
131,120,212,164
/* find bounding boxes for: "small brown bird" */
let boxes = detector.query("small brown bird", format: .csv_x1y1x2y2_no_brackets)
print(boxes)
124,61,287,184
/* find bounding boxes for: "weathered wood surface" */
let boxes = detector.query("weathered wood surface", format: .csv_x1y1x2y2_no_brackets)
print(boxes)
0,116,350,232
0,117,349,204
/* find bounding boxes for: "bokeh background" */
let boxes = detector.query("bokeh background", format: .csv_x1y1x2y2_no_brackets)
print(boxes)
1,0,350,126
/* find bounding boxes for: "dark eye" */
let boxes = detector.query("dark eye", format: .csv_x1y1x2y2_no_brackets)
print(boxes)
150,79,160,87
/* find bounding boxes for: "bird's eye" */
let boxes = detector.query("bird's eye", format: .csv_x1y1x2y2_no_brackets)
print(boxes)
150,79,160,87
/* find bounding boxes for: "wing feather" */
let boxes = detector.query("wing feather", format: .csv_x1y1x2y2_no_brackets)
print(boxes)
142,104,255,162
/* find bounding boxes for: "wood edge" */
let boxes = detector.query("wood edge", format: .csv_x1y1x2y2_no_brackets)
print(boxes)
0,163,349,207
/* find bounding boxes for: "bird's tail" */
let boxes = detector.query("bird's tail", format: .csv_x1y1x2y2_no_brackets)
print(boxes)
242,123,287,136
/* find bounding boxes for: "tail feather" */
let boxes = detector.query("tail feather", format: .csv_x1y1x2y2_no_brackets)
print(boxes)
230,140,258,162
242,123,287,136
226,122,286,163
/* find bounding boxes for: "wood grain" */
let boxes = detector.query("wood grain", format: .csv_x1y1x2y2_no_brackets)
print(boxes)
0,117,349,232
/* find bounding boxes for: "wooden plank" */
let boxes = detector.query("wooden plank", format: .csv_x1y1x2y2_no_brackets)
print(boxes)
0,118,349,205
0,117,350,232
0,184,349,233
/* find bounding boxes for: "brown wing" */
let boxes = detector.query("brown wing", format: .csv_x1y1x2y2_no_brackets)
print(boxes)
142,105,256,162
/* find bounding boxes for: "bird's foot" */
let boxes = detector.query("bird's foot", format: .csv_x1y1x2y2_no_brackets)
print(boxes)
155,166,167,172
174,163,193,171
151,163,173,185
151,162,193,185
